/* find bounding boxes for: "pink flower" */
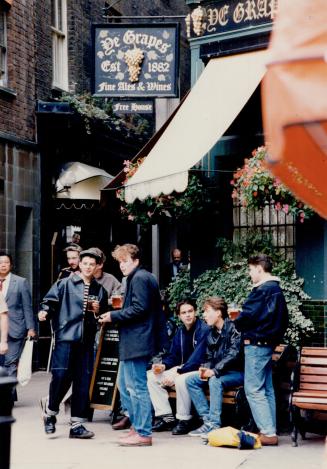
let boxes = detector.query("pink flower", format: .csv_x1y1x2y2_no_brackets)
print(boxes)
127,214,135,221
283,204,289,214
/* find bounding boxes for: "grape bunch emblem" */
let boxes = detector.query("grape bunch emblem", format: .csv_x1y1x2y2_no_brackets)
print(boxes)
124,47,145,83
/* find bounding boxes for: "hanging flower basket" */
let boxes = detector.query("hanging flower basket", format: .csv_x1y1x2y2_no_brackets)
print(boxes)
231,146,314,222
116,158,211,226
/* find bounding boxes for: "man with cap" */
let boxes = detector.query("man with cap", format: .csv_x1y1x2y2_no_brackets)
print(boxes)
87,247,121,297
38,249,109,439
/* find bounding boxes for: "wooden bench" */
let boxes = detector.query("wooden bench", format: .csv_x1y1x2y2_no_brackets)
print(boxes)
291,346,327,446
168,344,296,431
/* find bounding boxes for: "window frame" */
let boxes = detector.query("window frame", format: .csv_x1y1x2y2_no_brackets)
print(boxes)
51,0,68,91
0,5,7,87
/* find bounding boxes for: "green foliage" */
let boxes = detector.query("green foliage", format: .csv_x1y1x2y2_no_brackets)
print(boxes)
166,270,192,314
61,93,151,139
117,171,212,226
166,235,314,346
231,146,314,222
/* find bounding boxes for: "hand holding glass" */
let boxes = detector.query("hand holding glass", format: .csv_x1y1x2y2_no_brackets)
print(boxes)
111,294,123,309
228,302,240,320
199,364,209,381
87,295,99,315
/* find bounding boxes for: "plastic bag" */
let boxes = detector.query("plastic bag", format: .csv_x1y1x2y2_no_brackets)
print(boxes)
207,426,262,449
17,338,34,386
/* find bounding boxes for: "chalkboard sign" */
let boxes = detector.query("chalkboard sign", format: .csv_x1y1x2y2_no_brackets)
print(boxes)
92,23,179,98
89,325,120,410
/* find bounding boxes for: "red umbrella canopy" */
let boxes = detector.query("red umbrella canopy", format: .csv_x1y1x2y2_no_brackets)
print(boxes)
262,0,327,219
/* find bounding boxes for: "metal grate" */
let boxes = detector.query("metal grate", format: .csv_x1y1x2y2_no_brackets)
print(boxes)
233,202,295,260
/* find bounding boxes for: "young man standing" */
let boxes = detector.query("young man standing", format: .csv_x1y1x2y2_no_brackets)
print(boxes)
147,299,209,435
38,250,108,439
186,297,243,437
233,254,288,446
99,244,168,447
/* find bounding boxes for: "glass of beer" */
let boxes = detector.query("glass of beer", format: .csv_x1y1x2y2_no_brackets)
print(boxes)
199,364,208,381
152,357,164,375
228,302,240,320
87,295,99,314
111,294,123,309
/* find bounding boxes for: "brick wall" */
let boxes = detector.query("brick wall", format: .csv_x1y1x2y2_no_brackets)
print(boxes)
35,1,189,100
0,0,36,142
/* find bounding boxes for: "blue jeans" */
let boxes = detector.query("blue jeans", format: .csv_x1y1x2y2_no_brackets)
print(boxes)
244,345,276,435
186,370,244,427
118,357,152,437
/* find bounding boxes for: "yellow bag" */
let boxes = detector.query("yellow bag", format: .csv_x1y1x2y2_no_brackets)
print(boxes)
207,426,262,449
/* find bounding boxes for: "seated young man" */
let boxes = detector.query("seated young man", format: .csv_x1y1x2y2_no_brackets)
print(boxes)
147,298,209,435
186,297,244,437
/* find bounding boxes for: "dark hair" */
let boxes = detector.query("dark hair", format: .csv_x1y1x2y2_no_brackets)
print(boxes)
0,252,13,264
203,297,228,319
176,298,197,315
248,253,273,273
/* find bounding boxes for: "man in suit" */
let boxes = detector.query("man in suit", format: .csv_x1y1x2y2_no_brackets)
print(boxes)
0,252,36,386
0,292,9,365
162,248,187,288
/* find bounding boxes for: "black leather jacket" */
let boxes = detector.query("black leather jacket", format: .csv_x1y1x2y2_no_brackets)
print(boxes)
204,319,243,377
40,274,108,343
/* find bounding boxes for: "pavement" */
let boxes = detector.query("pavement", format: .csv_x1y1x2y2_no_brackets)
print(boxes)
8,372,326,469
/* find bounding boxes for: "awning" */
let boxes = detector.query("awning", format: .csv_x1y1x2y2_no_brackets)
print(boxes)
262,0,327,219
56,162,113,201
124,50,269,203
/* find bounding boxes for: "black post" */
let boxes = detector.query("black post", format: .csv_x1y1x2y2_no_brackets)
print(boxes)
0,367,16,469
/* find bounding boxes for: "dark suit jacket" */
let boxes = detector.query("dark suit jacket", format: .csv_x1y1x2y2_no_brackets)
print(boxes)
5,274,35,339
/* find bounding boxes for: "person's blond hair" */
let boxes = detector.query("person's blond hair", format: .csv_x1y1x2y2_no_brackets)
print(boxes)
112,244,140,261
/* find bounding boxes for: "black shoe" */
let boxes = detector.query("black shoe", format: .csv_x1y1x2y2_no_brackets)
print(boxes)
43,415,57,434
69,424,95,439
172,419,195,435
112,416,131,430
152,417,176,432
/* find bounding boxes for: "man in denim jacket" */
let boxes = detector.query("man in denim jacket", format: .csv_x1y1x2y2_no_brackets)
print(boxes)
233,254,288,446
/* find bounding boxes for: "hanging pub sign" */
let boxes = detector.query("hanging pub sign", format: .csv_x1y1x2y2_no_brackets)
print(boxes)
186,0,278,39
92,24,179,98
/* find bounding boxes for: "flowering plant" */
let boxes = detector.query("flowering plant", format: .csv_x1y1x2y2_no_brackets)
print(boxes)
116,158,211,226
231,146,313,222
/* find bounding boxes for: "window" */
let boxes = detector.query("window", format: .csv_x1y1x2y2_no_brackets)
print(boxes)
233,203,295,261
51,0,68,90
0,6,7,87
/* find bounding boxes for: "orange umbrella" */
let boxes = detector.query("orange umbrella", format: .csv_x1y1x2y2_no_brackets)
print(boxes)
262,0,327,219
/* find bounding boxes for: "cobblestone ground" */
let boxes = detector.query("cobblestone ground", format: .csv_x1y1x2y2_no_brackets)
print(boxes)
9,372,325,469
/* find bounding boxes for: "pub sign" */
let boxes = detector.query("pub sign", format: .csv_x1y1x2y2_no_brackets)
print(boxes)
92,24,179,98
186,0,278,39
